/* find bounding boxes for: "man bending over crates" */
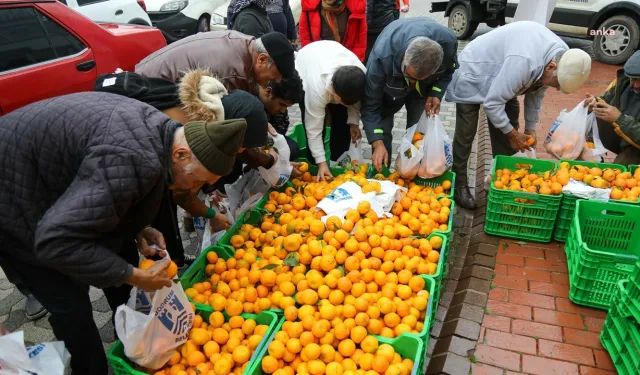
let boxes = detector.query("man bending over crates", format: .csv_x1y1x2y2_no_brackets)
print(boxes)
446,21,591,210
296,40,367,181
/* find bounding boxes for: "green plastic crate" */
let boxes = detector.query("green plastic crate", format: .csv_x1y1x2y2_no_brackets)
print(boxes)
420,233,448,313
617,259,640,323
600,280,640,375
485,156,561,242
288,122,332,162
107,309,281,375
246,329,425,375
217,209,265,250
565,200,640,310
553,160,628,242
180,245,236,312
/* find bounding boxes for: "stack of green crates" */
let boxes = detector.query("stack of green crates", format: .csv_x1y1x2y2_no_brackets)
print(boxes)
552,160,628,242
565,200,640,310
485,156,562,242
601,280,640,375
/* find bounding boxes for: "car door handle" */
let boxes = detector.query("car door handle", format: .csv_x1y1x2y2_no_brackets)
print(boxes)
115,9,123,15
76,60,96,72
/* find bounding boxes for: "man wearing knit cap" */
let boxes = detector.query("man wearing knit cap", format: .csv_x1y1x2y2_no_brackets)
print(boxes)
135,30,296,94
446,21,591,210
0,92,246,375
584,50,640,165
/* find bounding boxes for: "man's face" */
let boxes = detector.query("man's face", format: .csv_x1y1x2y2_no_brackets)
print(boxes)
402,56,428,87
169,147,219,192
254,53,282,85
540,61,561,90
630,78,640,93
259,86,293,114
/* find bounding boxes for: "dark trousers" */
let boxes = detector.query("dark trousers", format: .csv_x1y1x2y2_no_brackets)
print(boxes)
597,118,640,164
0,245,139,375
365,30,382,65
299,100,352,165
453,99,520,185
378,92,427,158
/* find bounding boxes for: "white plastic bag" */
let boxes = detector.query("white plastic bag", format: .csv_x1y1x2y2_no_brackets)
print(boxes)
395,113,427,180
115,256,195,370
225,169,269,219
579,112,608,161
259,134,293,187
193,191,210,256
544,101,589,160
418,115,453,179
0,331,70,375
336,140,362,169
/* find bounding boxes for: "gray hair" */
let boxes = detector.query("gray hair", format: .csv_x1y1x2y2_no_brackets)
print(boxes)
551,50,565,77
405,37,444,78
173,127,203,173
255,38,274,68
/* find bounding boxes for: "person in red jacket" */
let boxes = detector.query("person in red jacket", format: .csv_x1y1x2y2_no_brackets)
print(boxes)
395,0,409,19
298,0,367,62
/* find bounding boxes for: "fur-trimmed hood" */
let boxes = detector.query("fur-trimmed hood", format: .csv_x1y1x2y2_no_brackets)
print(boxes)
179,69,228,123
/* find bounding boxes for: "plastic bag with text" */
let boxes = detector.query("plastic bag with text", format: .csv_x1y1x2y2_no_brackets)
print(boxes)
395,113,427,180
259,134,293,187
226,169,269,219
418,114,453,179
336,140,362,169
0,331,70,375
544,101,588,160
579,112,608,161
115,257,194,370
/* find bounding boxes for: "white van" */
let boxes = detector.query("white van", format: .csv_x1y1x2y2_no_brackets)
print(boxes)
143,0,228,39
431,0,640,65
62,0,152,25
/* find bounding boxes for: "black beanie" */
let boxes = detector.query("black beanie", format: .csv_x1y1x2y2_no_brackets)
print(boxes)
94,72,180,110
221,90,268,148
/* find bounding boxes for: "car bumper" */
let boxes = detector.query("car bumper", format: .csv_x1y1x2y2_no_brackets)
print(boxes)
148,11,197,39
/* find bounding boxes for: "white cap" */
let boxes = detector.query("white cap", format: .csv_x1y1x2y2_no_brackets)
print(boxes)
557,49,592,94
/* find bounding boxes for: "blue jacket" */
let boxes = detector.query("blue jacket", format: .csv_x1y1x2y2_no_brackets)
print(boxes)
361,18,458,143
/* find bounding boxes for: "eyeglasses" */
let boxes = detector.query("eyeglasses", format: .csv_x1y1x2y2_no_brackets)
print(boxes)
402,62,421,83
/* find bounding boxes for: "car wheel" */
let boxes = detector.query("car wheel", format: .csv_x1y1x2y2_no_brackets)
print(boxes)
197,15,210,33
448,5,479,40
593,15,640,65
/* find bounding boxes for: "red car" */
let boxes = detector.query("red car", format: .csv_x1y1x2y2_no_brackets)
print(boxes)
0,0,167,115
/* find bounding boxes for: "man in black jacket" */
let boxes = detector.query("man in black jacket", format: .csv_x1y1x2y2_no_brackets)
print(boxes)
365,0,397,63
0,92,246,375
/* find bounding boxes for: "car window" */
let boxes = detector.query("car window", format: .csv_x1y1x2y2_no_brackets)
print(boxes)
37,10,86,57
0,7,86,74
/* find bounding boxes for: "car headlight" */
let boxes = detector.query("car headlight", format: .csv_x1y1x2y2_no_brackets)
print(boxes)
160,0,188,12
211,13,225,25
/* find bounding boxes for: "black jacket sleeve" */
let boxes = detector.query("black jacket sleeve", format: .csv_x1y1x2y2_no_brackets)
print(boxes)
34,148,163,288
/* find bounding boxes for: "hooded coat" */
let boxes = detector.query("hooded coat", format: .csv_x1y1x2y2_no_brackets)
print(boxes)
0,92,181,288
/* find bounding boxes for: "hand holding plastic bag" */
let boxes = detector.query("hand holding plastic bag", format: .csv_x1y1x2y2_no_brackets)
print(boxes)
395,113,427,179
418,114,453,179
115,254,194,370
544,101,589,160
259,134,293,187
579,112,608,161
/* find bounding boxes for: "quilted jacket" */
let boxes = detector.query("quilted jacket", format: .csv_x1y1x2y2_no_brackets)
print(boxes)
0,92,181,288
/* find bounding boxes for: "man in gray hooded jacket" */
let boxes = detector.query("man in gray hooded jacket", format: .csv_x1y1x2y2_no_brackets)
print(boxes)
446,21,591,209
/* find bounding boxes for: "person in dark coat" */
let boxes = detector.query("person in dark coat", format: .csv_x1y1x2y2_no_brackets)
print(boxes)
266,0,298,43
0,92,247,375
365,0,396,63
228,0,276,37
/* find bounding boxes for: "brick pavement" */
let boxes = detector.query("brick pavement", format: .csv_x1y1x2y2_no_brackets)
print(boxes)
474,239,615,375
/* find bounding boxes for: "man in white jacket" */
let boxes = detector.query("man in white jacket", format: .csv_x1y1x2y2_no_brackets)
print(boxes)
296,40,367,181
446,21,591,210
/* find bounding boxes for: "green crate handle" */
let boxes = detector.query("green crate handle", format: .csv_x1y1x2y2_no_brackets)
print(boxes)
505,191,543,203
616,263,637,272
599,208,627,217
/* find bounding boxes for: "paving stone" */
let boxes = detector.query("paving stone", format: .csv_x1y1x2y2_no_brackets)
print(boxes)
450,289,488,308
89,287,105,302
34,316,52,330
440,318,481,341
99,321,116,343
0,314,7,324
0,278,14,290
445,303,484,324
92,296,113,313
434,335,477,357
460,265,494,281
426,352,471,375
0,288,25,315
93,311,113,330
